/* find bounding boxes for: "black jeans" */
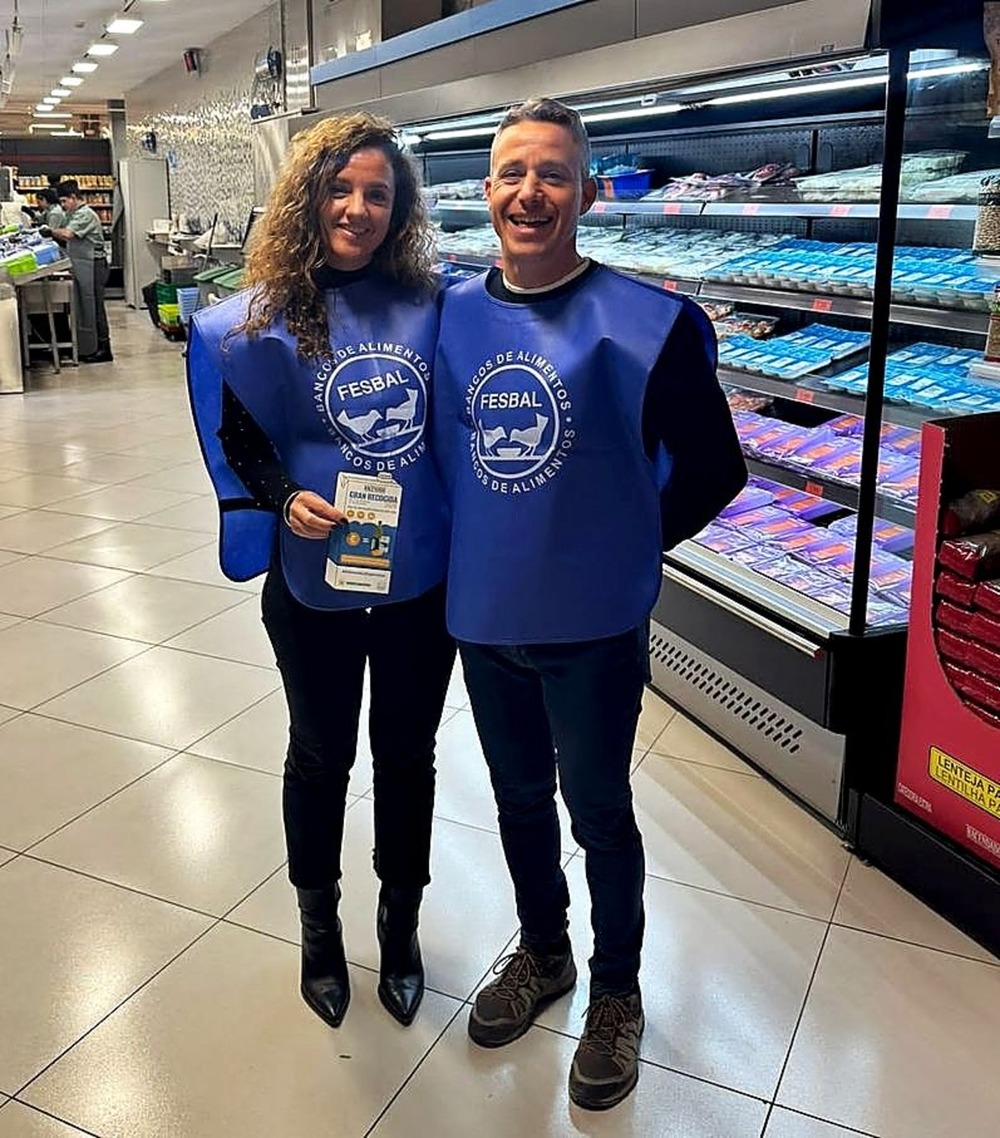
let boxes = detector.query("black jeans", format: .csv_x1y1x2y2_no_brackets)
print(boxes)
262,569,456,891
459,625,649,996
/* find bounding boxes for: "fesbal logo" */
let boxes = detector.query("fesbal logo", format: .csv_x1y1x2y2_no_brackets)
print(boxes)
314,341,429,474
466,348,575,494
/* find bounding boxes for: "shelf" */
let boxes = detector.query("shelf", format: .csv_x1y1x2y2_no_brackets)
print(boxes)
665,540,848,636
433,199,977,222
700,282,989,335
744,455,916,527
702,201,976,221
718,367,930,429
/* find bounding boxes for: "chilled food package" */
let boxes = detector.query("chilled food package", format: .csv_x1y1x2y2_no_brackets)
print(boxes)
940,488,1000,537
938,531,1000,580
767,485,843,521
784,435,859,478
725,390,773,414
976,578,1000,615
829,514,915,553
966,638,1000,682
936,600,977,636
713,315,780,340
879,459,921,504
764,426,837,466
740,419,813,459
867,596,909,625
729,544,785,571
936,570,978,607
719,485,776,517
745,512,815,541
794,152,966,201
693,525,755,555
867,550,914,594
697,300,734,321
904,168,1000,203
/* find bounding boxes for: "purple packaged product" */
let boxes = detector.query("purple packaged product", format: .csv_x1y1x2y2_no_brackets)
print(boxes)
814,439,864,483
768,563,845,595
885,577,912,608
784,436,858,475
826,413,864,436
750,423,818,461
868,597,908,626
724,506,790,529
761,426,827,464
881,425,921,456
754,556,810,585
769,485,843,520
729,544,785,571
881,459,920,503
749,514,815,541
828,514,915,554
695,525,754,555
788,533,856,566
812,584,852,613
719,485,775,517
868,550,913,593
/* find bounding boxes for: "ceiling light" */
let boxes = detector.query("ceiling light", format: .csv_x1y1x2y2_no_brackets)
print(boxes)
87,43,119,57
34,103,50,112
580,103,685,124
42,96,61,104
106,18,143,34
51,88,71,97
33,111,71,119
60,76,84,86
423,126,500,141
72,61,99,73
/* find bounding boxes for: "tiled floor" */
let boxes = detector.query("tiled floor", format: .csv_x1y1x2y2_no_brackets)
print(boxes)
0,305,997,1137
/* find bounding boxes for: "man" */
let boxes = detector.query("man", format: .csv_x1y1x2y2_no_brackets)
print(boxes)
433,97,746,1111
47,180,112,363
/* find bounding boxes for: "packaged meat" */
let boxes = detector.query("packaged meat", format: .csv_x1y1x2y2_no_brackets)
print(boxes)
936,571,978,606
768,486,843,520
966,638,1000,683
868,597,909,625
938,531,1000,580
829,514,915,554
693,525,754,555
868,550,913,594
936,600,977,636
940,489,1000,537
719,486,776,517
726,391,773,414
975,578,1000,615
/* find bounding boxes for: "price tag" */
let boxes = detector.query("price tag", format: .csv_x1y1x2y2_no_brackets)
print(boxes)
662,203,682,215
927,204,954,220
662,279,678,291
805,481,825,497
795,389,816,404
811,297,834,312
829,204,852,217
742,204,760,216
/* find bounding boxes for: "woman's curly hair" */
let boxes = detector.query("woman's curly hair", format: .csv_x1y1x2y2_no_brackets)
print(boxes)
235,112,436,361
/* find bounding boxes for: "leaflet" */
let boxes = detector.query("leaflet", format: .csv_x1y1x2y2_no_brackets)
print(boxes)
325,471,402,595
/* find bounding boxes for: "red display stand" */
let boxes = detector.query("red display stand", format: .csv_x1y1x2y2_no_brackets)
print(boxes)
895,412,1000,870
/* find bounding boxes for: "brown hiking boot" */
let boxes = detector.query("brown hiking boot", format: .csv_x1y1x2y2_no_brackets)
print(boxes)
568,992,644,1110
468,945,577,1047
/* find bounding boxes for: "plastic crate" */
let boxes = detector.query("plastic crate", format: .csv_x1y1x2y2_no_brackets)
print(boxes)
595,170,653,201
177,286,200,325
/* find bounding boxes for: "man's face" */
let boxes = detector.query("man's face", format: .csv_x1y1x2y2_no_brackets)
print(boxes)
59,194,80,214
485,120,596,278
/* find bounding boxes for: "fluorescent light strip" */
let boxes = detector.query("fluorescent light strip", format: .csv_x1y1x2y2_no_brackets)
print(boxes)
87,43,119,56
581,103,685,124
60,76,84,86
33,111,71,119
51,88,71,97
705,74,886,106
72,61,99,73
423,126,500,141
42,96,61,104
106,18,143,34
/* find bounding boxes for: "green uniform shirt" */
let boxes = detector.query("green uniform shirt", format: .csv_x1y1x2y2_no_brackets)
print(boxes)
66,203,105,260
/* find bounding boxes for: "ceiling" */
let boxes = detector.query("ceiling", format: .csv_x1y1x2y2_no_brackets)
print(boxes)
0,0,274,132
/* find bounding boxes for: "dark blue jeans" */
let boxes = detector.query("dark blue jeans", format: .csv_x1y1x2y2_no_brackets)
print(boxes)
459,625,649,996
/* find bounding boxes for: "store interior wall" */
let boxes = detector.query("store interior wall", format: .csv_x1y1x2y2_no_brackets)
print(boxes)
125,3,284,242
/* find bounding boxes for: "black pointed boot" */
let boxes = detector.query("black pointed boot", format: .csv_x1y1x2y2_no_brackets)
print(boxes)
377,885,424,1026
296,884,350,1028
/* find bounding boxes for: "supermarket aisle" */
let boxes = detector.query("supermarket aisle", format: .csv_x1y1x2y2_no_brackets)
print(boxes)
0,305,997,1138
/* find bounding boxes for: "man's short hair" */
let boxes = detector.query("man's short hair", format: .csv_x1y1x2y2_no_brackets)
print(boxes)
492,97,592,179
56,180,80,199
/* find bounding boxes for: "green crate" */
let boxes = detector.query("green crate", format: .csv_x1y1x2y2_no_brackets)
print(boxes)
155,281,178,304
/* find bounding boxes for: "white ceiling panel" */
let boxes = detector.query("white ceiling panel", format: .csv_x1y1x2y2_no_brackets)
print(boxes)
1,0,274,123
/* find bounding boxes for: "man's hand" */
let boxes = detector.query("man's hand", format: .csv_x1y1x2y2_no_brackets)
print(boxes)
285,490,346,539
38,225,52,237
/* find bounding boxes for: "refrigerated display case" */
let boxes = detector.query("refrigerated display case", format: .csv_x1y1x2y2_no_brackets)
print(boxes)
411,45,1000,828
304,0,1000,944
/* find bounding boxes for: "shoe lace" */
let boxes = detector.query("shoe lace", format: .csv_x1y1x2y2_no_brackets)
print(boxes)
489,947,542,1001
581,995,632,1057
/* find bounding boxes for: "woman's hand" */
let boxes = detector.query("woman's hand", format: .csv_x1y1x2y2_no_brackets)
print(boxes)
284,490,346,539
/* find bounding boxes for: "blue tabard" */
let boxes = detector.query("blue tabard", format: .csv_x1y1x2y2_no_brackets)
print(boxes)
435,265,685,645
187,278,449,610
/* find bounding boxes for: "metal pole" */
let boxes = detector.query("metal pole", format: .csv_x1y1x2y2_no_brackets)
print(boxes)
849,46,909,637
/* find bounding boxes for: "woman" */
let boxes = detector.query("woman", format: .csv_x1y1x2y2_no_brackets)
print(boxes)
187,113,455,1030
34,187,67,230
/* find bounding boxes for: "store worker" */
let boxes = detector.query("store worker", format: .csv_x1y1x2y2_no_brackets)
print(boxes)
187,113,455,1031
34,188,66,231
44,180,112,363
433,97,747,1111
